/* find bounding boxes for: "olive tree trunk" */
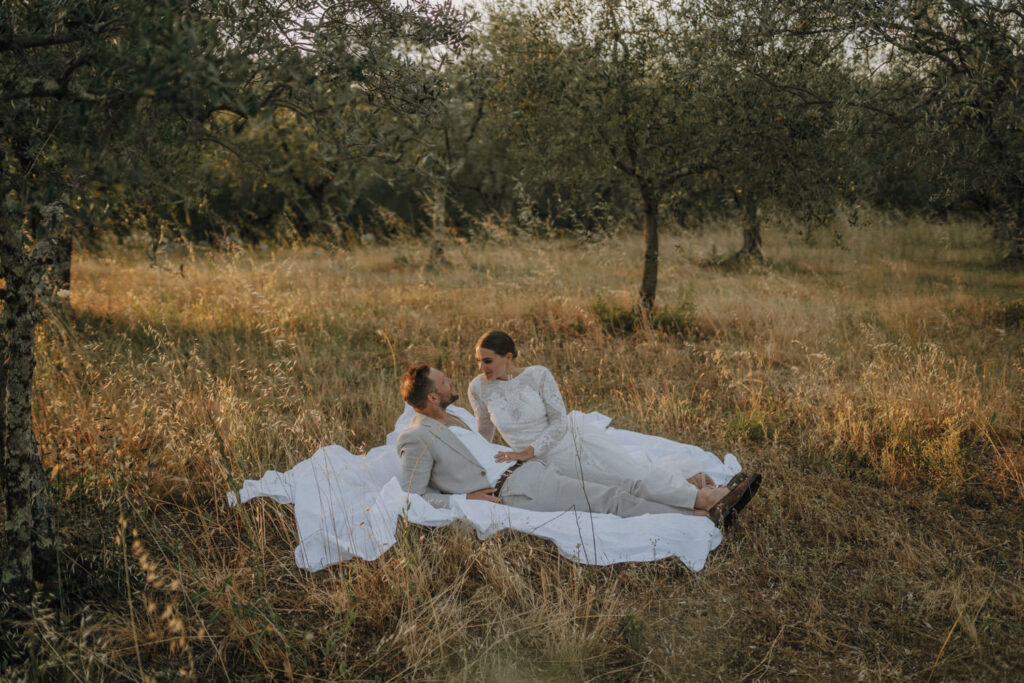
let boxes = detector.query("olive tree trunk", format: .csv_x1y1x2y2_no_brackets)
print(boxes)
55,233,72,298
1,196,59,602
738,192,764,260
637,178,661,310
430,179,449,266
41,222,73,312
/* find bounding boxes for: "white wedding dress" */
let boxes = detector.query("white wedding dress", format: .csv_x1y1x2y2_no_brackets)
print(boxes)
467,366,715,509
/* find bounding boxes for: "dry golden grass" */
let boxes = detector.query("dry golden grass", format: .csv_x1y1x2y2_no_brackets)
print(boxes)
7,212,1023,680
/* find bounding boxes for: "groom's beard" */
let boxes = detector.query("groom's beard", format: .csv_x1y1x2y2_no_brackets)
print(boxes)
441,392,459,409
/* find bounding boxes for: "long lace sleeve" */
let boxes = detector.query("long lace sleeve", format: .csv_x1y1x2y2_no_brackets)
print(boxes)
467,377,496,442
528,367,568,461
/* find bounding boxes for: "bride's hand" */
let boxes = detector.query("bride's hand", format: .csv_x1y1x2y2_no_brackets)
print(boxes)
495,446,535,463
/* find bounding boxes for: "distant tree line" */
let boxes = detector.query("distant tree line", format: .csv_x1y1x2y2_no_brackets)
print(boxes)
81,0,1024,271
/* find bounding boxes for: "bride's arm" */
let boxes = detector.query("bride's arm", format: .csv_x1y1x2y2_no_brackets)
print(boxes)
528,367,568,464
467,378,496,442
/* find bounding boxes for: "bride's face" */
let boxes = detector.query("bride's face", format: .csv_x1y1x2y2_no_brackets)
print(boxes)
475,346,514,381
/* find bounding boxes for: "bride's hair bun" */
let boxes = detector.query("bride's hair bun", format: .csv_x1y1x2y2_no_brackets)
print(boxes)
476,330,517,358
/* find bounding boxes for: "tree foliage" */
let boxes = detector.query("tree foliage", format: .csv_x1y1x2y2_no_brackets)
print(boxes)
843,0,1024,260
474,0,863,303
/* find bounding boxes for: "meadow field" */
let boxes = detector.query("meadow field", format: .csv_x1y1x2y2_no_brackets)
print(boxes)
8,214,1024,680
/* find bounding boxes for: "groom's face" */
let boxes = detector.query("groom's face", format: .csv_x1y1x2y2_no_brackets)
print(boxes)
429,368,459,408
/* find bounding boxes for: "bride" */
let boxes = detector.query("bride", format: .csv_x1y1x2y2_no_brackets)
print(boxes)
466,330,759,518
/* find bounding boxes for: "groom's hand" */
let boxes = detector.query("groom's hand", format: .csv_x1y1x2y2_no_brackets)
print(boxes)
467,487,502,504
495,445,534,463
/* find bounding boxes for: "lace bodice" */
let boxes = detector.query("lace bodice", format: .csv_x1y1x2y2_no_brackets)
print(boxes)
466,366,568,463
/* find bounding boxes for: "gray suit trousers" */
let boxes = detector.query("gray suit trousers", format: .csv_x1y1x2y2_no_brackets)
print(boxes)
501,460,693,517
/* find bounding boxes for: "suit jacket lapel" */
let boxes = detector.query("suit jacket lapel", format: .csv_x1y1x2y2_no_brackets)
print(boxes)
411,413,480,467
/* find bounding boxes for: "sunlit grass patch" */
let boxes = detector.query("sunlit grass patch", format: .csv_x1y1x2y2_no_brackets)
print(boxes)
822,341,1018,491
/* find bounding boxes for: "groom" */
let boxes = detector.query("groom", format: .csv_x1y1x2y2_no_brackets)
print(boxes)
396,362,745,519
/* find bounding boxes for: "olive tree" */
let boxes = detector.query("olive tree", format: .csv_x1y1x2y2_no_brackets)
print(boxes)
696,0,860,259
482,0,715,309
0,0,253,603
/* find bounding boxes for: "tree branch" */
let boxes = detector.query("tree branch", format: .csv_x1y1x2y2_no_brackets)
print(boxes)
0,19,125,53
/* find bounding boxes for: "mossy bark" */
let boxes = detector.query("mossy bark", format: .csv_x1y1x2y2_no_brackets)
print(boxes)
0,194,58,602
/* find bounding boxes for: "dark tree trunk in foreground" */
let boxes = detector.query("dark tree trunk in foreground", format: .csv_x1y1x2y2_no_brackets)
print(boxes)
637,179,660,310
54,233,72,294
738,193,764,260
1,195,59,601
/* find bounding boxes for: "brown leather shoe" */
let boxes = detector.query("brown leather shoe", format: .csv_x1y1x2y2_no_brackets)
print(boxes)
708,473,762,528
726,471,748,489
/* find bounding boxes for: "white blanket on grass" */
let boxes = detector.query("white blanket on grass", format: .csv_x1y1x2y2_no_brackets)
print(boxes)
229,406,742,571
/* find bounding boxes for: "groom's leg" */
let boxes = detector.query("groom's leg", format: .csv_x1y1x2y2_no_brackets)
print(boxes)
557,438,700,509
503,462,691,517
626,475,699,510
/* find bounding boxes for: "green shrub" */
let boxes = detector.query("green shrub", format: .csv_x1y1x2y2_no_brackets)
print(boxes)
589,296,697,337
727,413,768,443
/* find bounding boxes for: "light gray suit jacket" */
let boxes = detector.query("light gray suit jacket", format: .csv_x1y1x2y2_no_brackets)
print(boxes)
396,412,491,508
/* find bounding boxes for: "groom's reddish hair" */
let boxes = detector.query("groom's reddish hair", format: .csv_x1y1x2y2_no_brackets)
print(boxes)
401,362,435,409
